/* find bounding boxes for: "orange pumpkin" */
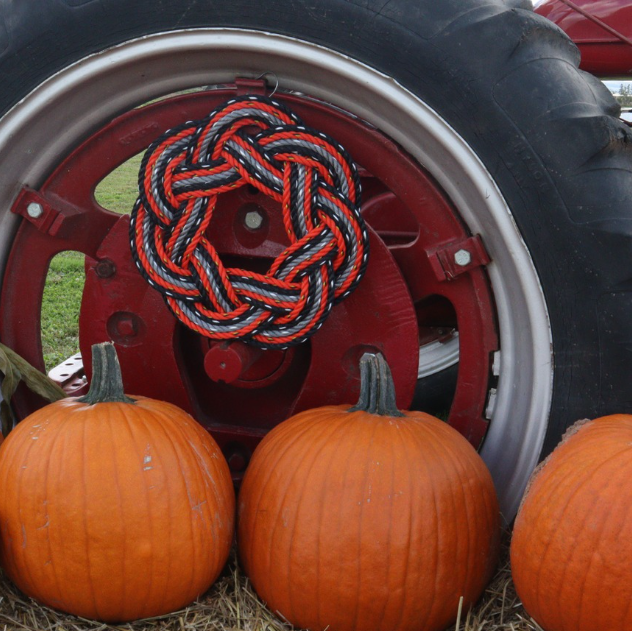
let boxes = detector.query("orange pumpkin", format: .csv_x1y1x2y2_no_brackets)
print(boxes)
0,343,235,622
511,415,632,631
238,353,500,631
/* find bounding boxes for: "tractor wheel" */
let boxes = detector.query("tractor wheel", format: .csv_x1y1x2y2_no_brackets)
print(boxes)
0,0,630,520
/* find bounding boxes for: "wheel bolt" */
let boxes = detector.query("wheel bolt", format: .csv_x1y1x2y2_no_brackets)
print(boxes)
116,316,136,337
95,258,116,278
204,342,262,383
244,209,264,230
107,312,144,347
454,249,472,267
27,202,43,219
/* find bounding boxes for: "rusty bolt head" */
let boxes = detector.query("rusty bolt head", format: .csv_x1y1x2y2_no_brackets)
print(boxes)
454,249,472,267
95,258,116,278
27,202,44,219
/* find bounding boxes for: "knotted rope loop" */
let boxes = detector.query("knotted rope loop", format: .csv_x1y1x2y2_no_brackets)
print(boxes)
130,95,369,349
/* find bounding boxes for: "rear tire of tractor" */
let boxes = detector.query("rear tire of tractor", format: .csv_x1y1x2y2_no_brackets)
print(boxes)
0,0,631,519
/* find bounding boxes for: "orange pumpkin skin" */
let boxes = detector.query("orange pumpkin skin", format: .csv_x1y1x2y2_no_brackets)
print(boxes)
238,403,500,631
511,415,632,631
0,373,235,621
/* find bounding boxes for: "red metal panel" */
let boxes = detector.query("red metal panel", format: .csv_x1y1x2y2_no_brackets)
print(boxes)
536,0,632,76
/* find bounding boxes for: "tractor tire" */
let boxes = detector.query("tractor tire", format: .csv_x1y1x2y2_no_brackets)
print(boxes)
0,0,630,519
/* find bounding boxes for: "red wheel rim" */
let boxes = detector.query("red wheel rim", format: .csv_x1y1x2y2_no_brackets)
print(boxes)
0,81,498,475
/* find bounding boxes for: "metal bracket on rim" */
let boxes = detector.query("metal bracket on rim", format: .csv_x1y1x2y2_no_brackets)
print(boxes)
427,234,491,281
12,187,87,239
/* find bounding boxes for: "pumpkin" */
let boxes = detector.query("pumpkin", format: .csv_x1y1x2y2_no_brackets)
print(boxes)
0,342,235,622
238,353,500,631
511,415,632,631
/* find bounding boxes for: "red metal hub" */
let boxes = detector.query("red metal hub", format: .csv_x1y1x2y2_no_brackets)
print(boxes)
0,81,498,475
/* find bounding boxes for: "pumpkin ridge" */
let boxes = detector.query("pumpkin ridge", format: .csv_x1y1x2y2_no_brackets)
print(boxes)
173,409,235,572
546,445,632,631
371,421,396,631
518,443,586,596
428,425,468,623
50,408,83,610
282,416,357,627
79,406,101,618
526,440,632,622
239,412,329,580
136,400,233,615
140,405,203,607
571,481,620,630
116,404,157,617
388,417,415,631
347,416,381,631
141,401,233,612
105,405,129,617
3,411,48,600
308,417,344,627
38,408,69,608
511,425,632,631
597,493,632,629
316,414,367,629
121,403,186,615
312,415,364,628
317,413,370,630
436,426,487,601
621,565,632,628
517,417,591,516
459,436,498,601
411,422,445,630
17,406,77,612
242,413,336,573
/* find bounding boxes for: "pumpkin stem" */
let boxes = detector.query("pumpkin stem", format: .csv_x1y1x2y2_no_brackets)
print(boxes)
349,353,404,417
78,343,136,405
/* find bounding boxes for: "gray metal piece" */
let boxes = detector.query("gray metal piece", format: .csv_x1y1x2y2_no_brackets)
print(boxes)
417,331,460,379
454,248,472,266
47,352,84,383
26,202,43,218
244,209,264,230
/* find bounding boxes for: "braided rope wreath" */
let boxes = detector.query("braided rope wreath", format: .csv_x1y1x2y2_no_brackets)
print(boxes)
129,95,370,349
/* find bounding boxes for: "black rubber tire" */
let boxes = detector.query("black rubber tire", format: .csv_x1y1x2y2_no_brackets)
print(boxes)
1,0,631,464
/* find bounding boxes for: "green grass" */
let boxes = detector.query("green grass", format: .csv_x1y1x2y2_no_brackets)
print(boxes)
40,154,142,371
94,152,142,215
41,251,86,370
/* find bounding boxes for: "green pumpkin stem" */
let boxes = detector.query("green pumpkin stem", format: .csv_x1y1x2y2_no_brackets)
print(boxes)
349,353,404,417
78,343,135,405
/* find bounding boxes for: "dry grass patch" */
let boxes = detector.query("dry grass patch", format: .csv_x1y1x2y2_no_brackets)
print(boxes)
455,538,543,631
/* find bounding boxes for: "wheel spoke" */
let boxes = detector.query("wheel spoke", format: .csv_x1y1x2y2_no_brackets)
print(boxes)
389,238,440,303
12,187,119,257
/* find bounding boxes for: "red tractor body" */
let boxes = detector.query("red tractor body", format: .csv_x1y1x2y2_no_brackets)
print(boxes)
536,0,632,76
